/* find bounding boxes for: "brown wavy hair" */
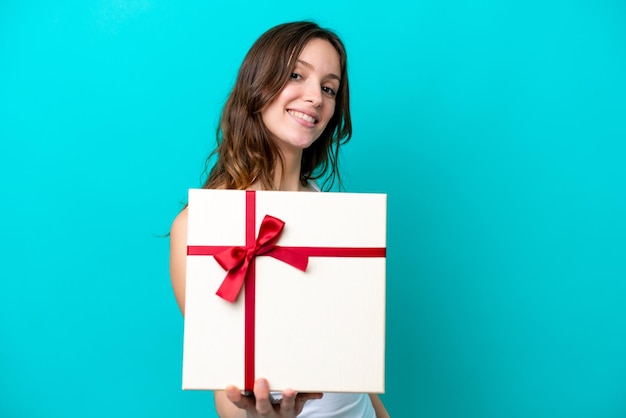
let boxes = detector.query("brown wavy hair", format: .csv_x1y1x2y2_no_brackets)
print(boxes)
202,21,351,191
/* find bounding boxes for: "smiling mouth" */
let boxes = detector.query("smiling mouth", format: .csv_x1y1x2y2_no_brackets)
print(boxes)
288,110,318,124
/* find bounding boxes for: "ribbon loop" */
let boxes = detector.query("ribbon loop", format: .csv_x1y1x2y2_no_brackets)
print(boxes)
214,215,307,303
214,246,247,271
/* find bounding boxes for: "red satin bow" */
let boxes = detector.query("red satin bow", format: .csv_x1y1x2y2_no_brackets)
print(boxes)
214,215,309,302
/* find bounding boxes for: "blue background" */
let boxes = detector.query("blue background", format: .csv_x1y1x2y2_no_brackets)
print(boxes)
1,1,625,417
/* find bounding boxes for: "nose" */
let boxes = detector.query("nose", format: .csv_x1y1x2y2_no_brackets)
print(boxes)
303,80,322,107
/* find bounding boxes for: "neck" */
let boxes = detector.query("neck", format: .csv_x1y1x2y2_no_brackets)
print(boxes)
274,148,305,191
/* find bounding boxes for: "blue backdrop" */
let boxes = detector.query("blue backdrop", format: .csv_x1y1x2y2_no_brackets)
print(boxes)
1,1,625,417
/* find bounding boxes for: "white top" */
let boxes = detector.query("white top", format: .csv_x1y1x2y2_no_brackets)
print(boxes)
298,393,376,417
308,180,321,192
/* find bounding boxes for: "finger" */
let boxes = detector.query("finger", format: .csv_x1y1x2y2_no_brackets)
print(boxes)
253,378,273,415
225,385,252,410
280,388,296,411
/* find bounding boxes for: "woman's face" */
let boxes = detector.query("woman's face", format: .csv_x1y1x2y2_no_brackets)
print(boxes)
261,38,341,156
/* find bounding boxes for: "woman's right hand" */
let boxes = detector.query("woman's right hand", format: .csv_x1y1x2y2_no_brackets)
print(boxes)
222,378,323,417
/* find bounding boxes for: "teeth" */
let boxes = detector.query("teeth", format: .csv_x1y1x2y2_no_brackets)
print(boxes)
288,110,316,124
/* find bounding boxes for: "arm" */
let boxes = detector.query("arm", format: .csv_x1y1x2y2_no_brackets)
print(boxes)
170,209,320,418
169,207,188,315
170,208,245,417
369,394,390,418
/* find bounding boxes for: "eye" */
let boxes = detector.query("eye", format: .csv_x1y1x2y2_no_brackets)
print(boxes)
290,72,302,80
322,86,337,96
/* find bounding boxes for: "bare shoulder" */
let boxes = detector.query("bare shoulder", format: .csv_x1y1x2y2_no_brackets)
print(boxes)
171,206,189,236
170,207,189,315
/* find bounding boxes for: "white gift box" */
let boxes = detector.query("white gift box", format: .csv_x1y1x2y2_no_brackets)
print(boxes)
182,189,387,393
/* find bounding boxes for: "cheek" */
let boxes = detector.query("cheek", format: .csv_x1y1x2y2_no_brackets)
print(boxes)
324,101,337,121
261,102,280,124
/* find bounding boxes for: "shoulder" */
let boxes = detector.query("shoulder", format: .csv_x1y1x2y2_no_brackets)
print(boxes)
171,207,189,237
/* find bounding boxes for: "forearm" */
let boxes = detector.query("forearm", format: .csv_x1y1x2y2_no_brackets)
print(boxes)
369,394,390,418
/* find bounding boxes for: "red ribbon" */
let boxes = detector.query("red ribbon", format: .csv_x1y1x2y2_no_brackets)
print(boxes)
187,190,386,390
213,214,309,303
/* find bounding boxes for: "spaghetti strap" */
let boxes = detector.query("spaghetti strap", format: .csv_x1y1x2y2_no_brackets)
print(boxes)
308,180,321,192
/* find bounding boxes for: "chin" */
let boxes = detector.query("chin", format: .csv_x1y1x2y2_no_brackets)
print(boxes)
299,140,319,150
283,137,320,150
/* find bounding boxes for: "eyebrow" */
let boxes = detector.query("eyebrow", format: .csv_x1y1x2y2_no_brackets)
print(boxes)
296,59,341,82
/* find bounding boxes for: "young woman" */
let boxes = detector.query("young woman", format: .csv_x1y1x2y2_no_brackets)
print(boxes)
170,21,390,418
